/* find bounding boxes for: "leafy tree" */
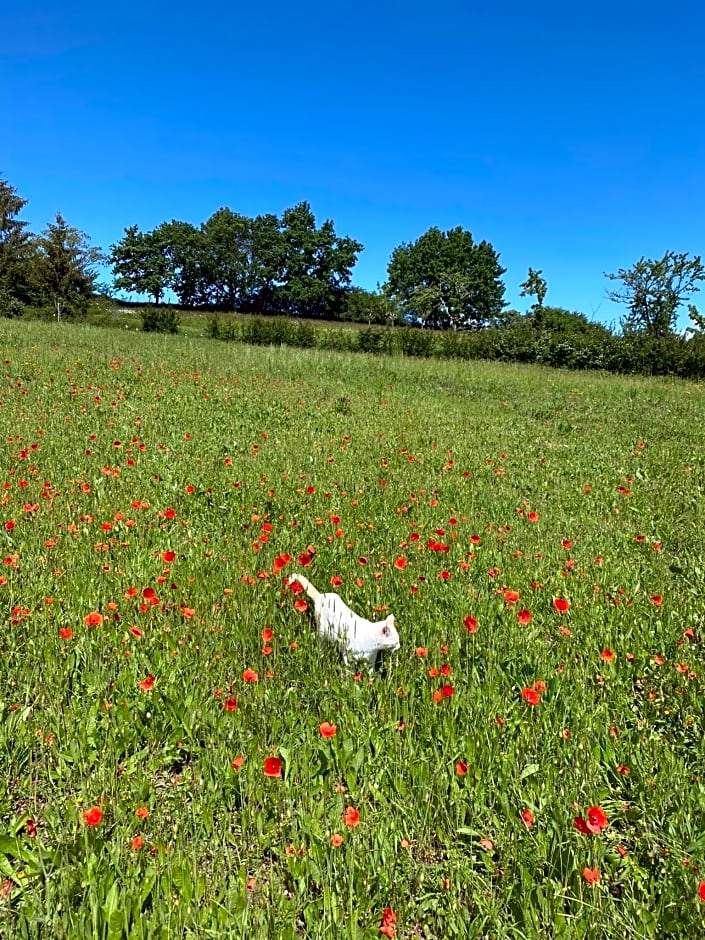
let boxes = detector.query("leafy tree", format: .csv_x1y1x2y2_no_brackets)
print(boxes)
519,267,547,310
31,213,102,321
276,202,363,318
605,251,705,337
200,208,252,308
386,226,506,329
110,225,172,304
344,287,400,325
155,220,204,307
527,306,612,337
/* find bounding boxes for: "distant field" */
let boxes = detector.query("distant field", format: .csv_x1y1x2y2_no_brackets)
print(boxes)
1,319,704,938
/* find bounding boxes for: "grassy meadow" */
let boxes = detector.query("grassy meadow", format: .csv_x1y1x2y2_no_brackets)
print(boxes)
1,319,704,939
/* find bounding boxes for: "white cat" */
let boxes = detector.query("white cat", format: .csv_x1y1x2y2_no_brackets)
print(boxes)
287,573,400,669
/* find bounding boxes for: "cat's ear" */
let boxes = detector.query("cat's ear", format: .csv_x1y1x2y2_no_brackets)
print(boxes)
385,614,395,627
381,614,396,637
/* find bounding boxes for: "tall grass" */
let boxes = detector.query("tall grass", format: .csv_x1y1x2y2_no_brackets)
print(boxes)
1,320,704,938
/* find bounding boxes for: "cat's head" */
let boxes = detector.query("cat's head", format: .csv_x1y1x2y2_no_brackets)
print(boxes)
377,614,400,652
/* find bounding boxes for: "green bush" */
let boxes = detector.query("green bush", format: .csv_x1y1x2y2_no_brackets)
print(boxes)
398,327,435,357
358,328,393,355
142,306,180,334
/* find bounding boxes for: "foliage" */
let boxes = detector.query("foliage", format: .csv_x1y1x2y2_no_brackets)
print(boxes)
386,226,507,329
0,175,36,305
519,267,548,309
605,251,705,337
30,213,102,321
2,319,705,938
141,305,180,334
110,226,173,305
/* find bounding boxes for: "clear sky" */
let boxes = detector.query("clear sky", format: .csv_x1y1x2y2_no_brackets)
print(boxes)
3,1,704,329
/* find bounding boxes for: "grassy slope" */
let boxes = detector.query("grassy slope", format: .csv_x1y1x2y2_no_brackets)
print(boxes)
1,320,704,939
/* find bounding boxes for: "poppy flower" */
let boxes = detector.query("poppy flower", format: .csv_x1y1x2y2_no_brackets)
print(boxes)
553,597,570,613
574,816,590,836
521,809,534,828
242,668,259,683
131,835,144,851
294,598,308,613
522,687,541,706
463,615,478,633
297,552,313,567
223,697,238,711
503,589,520,604
231,755,245,770
135,806,149,819
649,595,663,606
393,556,407,571
162,550,175,563
272,553,292,575
517,609,532,625
139,674,155,691
319,722,337,738
699,881,705,902
263,757,282,778
83,806,103,826
455,760,468,776
587,806,608,834
59,627,73,640
379,906,397,937
342,806,360,828
441,684,454,697
527,511,539,523
84,611,103,627
330,575,343,587
330,833,344,847
583,867,600,885
601,649,615,663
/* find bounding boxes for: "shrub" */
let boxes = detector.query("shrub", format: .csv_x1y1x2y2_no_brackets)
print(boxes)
398,327,435,358
358,328,393,355
142,306,180,334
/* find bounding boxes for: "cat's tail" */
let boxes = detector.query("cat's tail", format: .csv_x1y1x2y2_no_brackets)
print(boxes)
287,572,321,602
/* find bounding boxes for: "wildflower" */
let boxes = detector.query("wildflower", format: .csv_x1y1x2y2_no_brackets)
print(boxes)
84,611,103,626
503,589,520,604
331,833,344,847
223,697,238,711
319,722,337,738
380,907,397,937
162,551,175,563
521,809,534,828
394,557,407,570
83,806,103,826
294,598,308,613
463,615,478,633
587,806,608,834
601,649,615,663
522,687,541,706
231,756,245,770
583,867,600,884
243,668,259,683
517,609,532,625
455,760,468,776
650,595,663,606
131,835,144,850
699,881,705,902
263,757,282,778
135,807,149,819
139,675,155,691
342,806,360,828
59,627,73,639
553,597,570,614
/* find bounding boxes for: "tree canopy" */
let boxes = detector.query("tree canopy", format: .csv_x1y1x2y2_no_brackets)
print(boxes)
605,251,705,337
385,226,507,329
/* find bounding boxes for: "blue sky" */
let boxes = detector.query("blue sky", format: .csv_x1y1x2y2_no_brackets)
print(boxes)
2,1,704,329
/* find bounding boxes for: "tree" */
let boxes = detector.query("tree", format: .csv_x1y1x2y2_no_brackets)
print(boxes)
110,225,172,304
605,251,705,337
386,226,507,329
154,220,204,307
31,213,102,321
199,208,252,308
276,202,363,318
0,175,35,309
519,267,547,310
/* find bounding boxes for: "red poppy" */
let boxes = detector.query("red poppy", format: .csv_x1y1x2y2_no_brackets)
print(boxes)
162,550,175,563
330,575,343,587
415,647,428,657
263,757,282,778
582,867,600,885
135,806,149,819
59,627,73,640
231,756,245,770
297,551,313,567
243,668,259,683
699,881,705,902
319,722,337,738
533,680,546,693
521,809,534,828
553,597,570,614
330,833,344,847
342,806,360,828
394,557,407,571
503,589,520,604
527,511,539,523
294,598,308,613
129,626,142,639
601,649,615,663
84,611,103,626
522,687,541,706
574,816,590,836
455,760,468,776
272,553,292,575
131,835,144,851
649,595,663,606
463,615,478,633
561,539,572,549
139,674,155,691
587,806,608,834
223,697,238,711
83,806,103,826
441,684,454,697
516,609,532,625
261,628,274,641
379,906,397,937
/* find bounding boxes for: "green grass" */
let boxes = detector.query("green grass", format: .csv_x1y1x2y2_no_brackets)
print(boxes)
1,319,704,939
